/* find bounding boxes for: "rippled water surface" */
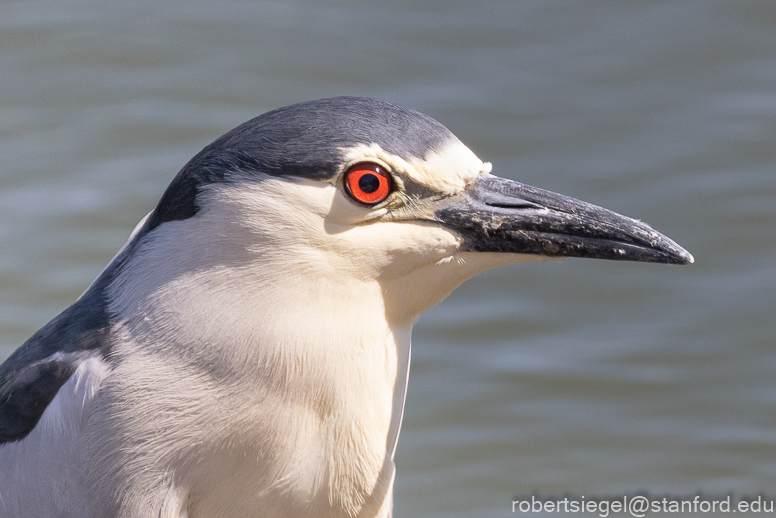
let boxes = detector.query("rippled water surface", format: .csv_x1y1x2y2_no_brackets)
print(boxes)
2,1,775,516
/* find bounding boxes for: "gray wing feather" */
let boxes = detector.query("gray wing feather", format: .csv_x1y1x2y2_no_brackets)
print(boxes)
0,276,113,444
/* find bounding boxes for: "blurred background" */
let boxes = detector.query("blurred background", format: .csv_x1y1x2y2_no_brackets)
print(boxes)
1,1,774,516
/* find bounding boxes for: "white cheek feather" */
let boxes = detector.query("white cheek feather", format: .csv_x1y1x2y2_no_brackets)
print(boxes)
340,141,490,194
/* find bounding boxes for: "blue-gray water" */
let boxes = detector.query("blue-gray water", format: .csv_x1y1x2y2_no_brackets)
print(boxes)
1,1,775,516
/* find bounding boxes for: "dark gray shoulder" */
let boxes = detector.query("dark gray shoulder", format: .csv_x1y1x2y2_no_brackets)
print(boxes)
0,269,114,444
145,97,457,231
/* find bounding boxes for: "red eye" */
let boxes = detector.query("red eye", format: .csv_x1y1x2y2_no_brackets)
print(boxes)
344,163,393,205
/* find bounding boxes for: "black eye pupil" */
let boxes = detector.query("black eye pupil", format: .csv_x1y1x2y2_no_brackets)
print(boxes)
358,173,380,194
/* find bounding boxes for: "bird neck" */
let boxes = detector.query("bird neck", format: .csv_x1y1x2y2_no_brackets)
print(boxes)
106,238,411,516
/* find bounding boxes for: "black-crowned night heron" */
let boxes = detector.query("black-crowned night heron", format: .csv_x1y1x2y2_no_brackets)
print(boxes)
0,97,692,517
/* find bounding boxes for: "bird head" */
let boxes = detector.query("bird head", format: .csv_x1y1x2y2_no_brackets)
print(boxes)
118,97,691,329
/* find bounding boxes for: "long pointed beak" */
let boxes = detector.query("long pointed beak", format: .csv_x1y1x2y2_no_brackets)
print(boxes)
434,174,694,265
